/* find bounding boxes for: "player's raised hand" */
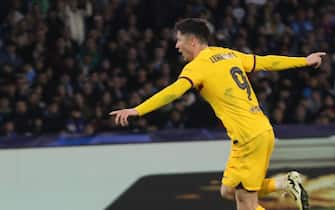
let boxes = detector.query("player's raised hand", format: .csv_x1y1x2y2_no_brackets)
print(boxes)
306,52,326,68
109,108,139,126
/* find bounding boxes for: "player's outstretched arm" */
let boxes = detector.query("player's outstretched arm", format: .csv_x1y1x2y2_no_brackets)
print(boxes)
253,51,326,71
109,78,192,126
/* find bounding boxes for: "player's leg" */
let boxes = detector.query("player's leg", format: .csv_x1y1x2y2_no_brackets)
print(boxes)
258,172,309,210
258,177,280,197
235,130,275,210
221,177,267,209
221,181,260,210
221,176,284,200
220,183,235,200
221,129,308,210
235,186,258,210
221,130,275,209
252,130,309,210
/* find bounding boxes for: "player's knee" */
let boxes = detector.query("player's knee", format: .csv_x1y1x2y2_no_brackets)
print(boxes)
220,184,234,200
236,197,257,210
235,189,258,210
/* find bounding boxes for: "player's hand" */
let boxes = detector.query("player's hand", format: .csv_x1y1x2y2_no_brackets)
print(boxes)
109,108,139,126
306,52,326,68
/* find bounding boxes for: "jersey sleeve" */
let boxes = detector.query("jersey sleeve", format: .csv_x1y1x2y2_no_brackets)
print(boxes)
134,78,192,116
178,65,203,88
230,49,256,72
253,55,307,71
231,49,308,72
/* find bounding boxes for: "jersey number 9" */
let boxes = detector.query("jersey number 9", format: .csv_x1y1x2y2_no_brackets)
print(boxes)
230,67,252,100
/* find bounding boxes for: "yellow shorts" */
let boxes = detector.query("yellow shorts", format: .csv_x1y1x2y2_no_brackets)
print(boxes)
222,129,275,191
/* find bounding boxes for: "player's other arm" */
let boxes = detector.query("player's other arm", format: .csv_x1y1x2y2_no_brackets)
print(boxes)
232,50,326,72
253,52,326,71
109,78,192,126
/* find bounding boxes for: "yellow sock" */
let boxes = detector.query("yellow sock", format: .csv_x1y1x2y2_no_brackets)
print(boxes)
258,178,276,197
256,205,265,210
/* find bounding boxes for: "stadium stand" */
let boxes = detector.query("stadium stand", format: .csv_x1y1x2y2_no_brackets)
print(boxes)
0,0,334,137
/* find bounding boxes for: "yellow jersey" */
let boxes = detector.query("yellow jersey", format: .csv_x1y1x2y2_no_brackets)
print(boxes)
135,46,307,142
179,47,303,142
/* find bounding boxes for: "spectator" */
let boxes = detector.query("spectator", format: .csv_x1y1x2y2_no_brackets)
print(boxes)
43,102,64,133
290,8,314,38
165,109,185,129
0,41,23,67
66,108,86,134
63,0,92,45
13,100,31,134
0,97,11,124
1,120,16,137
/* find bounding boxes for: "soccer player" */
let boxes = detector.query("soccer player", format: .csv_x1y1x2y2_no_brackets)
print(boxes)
110,18,325,210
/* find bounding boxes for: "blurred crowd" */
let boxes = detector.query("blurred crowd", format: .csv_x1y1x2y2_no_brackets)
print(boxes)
0,0,334,137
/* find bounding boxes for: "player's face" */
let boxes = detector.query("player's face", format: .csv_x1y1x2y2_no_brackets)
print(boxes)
175,31,194,61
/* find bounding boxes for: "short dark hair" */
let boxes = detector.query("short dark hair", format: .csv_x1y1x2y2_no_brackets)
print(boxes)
175,18,210,44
